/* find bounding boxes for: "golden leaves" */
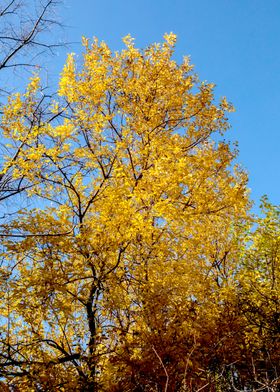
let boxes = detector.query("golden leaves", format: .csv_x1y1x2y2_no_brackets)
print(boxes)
0,34,263,390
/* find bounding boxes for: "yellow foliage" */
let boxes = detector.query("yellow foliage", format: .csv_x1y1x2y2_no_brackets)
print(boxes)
0,34,270,391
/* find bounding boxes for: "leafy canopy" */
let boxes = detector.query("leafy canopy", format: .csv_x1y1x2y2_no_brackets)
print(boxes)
0,34,277,392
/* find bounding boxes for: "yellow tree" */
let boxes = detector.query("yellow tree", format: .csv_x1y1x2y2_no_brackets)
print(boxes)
0,0,63,203
232,200,280,391
0,34,250,391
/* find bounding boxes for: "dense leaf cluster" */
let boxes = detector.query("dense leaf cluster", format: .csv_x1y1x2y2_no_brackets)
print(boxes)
0,16,278,392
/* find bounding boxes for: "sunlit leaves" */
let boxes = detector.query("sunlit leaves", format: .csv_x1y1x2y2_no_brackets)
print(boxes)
0,34,271,391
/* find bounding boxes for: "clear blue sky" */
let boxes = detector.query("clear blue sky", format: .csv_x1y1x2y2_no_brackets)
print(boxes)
54,0,280,209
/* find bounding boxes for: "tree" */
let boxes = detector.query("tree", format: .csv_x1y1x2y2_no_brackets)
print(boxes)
0,33,267,391
232,200,280,391
0,0,62,203
0,0,61,87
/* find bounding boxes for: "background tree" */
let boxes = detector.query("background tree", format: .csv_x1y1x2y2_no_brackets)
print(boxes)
0,34,278,392
232,200,280,391
0,0,62,203
0,0,61,89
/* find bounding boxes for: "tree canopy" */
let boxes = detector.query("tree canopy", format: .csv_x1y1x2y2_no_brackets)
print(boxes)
0,34,278,391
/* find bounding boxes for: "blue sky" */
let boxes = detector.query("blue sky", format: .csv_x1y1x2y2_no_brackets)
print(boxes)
54,0,279,209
